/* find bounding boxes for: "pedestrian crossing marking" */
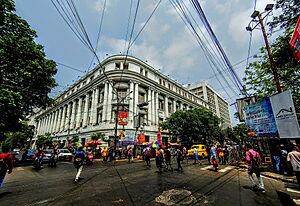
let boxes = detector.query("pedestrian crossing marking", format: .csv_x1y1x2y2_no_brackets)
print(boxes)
16,167,24,171
200,165,213,170
287,188,300,194
219,166,234,173
293,199,300,206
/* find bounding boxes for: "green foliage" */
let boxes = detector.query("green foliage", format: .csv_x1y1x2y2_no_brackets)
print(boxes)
161,108,221,145
36,133,52,148
0,0,57,139
2,121,34,149
91,132,105,141
269,0,300,31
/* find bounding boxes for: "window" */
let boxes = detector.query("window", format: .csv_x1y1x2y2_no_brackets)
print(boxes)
115,62,120,69
140,68,143,75
159,79,162,84
140,114,145,126
145,135,150,142
168,103,172,113
145,71,148,77
90,76,94,82
159,99,164,110
117,89,127,99
138,93,145,104
163,81,165,86
168,83,170,90
124,63,129,70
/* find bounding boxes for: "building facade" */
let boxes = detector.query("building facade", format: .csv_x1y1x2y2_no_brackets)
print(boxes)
187,82,231,128
31,55,210,145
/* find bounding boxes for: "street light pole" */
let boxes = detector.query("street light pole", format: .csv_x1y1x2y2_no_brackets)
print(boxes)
258,14,282,93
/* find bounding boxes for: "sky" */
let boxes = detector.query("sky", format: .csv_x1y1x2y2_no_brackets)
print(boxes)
14,0,277,125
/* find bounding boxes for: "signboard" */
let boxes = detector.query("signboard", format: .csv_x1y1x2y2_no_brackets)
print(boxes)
138,134,145,144
270,90,300,138
157,128,162,145
236,96,256,122
118,111,128,125
245,98,278,138
290,16,300,61
119,131,136,146
245,90,300,139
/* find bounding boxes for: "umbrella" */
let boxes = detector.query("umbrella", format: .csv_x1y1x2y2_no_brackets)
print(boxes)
86,140,102,146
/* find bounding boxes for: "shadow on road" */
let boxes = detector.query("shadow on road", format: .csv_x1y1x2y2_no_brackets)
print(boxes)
0,192,12,199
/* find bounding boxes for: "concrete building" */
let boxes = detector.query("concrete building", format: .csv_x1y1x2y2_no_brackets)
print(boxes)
30,55,211,146
187,82,231,128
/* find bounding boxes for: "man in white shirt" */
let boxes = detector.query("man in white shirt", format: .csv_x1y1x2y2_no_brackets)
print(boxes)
287,144,300,187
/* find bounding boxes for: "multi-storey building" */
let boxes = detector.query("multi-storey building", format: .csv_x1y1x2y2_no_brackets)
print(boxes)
30,55,210,146
187,82,231,128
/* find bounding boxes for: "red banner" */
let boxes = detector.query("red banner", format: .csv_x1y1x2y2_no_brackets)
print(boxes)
290,16,300,61
138,134,145,144
157,128,162,145
118,111,128,125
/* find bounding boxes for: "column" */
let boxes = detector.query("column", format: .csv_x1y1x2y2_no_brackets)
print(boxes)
164,96,169,118
53,110,59,133
92,87,100,125
102,82,108,122
48,113,54,134
151,90,155,126
82,94,89,127
76,97,83,128
40,117,44,134
173,99,177,114
147,89,152,126
37,118,42,135
90,89,95,125
155,92,159,125
65,102,71,131
134,82,139,115
70,100,76,129
129,81,134,125
180,102,184,110
51,111,56,133
60,105,67,131
44,115,49,134
106,83,113,122
56,107,62,132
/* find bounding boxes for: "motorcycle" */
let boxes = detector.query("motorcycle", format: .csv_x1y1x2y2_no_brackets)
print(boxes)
48,153,58,167
34,154,43,169
86,152,93,165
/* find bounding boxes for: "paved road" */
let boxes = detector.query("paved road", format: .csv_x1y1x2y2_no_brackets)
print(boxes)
1,160,299,206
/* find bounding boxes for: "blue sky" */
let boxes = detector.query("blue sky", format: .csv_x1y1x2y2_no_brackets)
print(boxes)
14,0,277,125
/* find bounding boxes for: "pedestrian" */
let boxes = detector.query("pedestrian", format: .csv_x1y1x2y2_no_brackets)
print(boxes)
287,143,300,187
73,147,85,183
128,147,133,163
182,146,187,164
273,144,281,173
206,145,211,165
101,147,108,162
155,148,163,173
224,146,229,165
176,148,183,172
165,147,173,171
216,145,222,164
144,147,151,167
108,147,113,162
193,147,201,165
0,146,13,188
245,144,265,192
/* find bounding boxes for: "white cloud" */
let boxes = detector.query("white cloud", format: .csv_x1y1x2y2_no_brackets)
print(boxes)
93,0,110,12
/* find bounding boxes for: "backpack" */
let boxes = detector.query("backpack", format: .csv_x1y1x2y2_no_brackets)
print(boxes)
250,151,262,170
146,149,151,157
0,154,9,175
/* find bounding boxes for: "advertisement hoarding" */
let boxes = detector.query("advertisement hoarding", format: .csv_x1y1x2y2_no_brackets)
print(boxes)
289,16,300,61
245,90,300,139
118,111,128,125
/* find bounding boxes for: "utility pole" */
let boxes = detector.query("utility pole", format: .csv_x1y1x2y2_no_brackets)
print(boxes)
258,14,282,93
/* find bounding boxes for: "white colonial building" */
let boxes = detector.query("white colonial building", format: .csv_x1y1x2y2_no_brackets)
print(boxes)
30,55,230,146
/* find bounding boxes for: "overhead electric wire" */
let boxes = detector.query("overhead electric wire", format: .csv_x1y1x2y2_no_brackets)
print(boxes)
169,0,237,100
124,0,133,53
51,0,117,96
190,0,247,96
57,62,85,73
128,0,163,49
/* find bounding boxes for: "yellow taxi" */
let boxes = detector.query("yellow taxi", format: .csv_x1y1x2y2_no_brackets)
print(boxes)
188,144,207,157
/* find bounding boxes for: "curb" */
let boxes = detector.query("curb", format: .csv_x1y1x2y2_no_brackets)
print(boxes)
261,173,298,184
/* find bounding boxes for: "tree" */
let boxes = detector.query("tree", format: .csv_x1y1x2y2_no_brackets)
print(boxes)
36,133,52,148
160,108,221,145
244,0,300,122
3,121,34,149
91,132,105,141
269,0,300,31
0,0,57,139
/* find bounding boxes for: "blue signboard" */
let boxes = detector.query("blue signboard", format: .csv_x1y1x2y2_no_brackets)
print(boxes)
245,98,279,138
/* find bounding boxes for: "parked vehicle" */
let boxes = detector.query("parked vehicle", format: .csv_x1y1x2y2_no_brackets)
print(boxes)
187,144,207,158
58,149,72,161
24,149,37,162
43,150,52,163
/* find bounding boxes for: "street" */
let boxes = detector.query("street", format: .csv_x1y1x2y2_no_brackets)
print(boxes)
1,160,299,206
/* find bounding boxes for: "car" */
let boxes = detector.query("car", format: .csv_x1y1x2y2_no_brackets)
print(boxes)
187,144,207,158
43,149,53,162
58,149,73,161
